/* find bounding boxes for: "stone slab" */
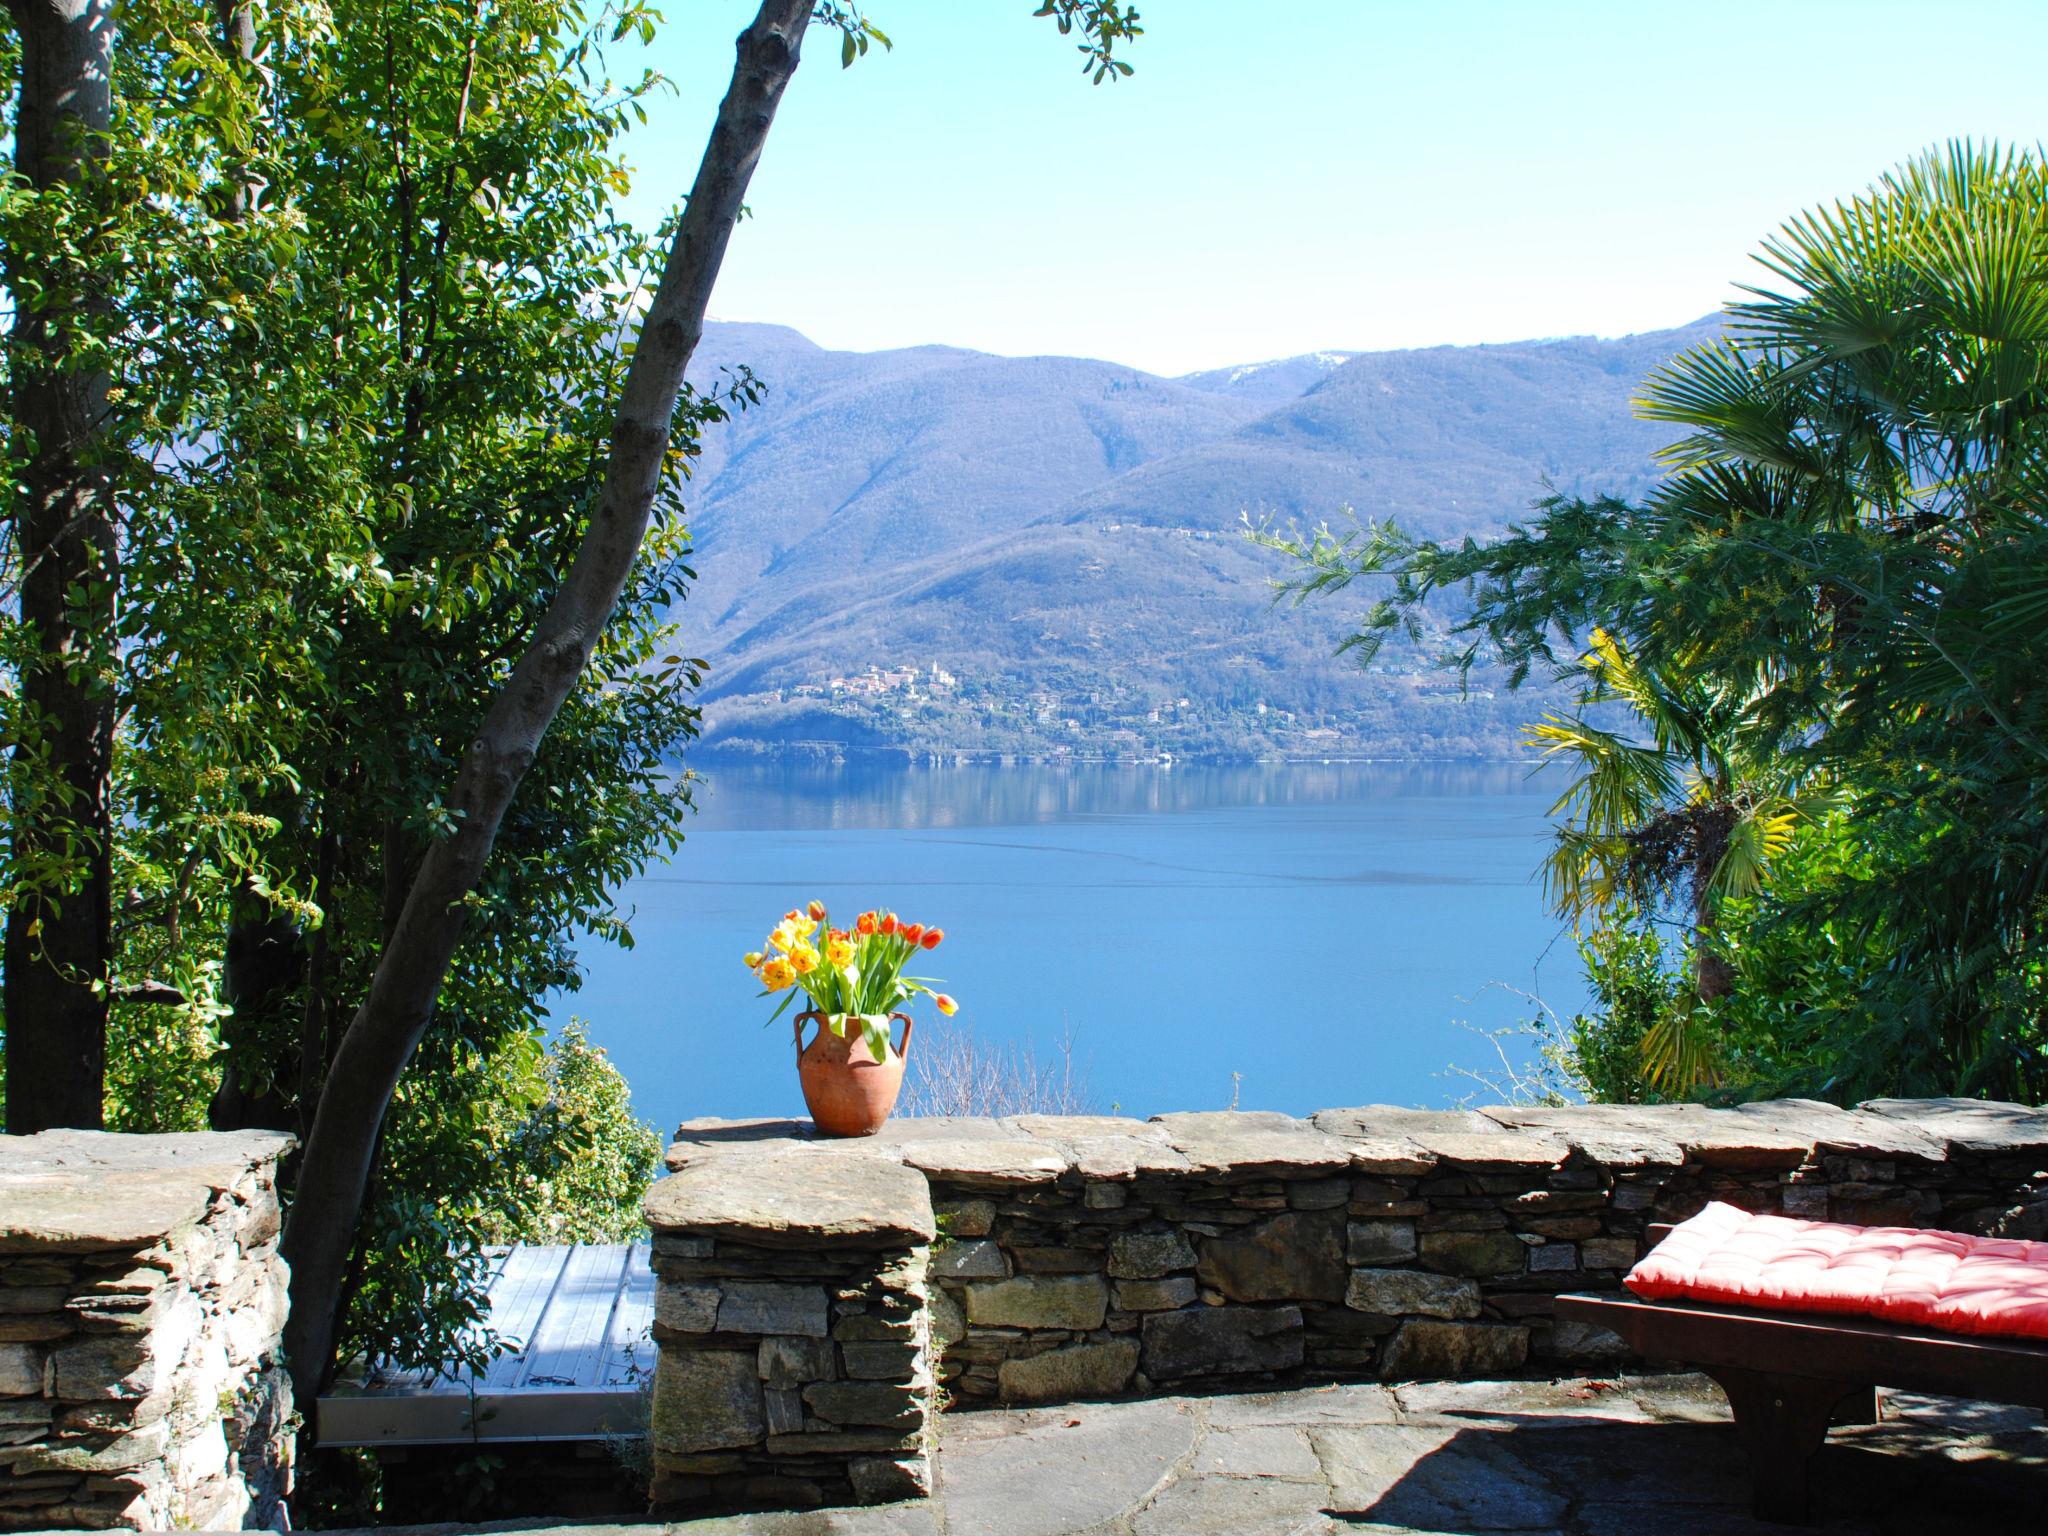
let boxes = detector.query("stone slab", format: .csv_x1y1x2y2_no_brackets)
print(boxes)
644,1148,935,1247
1139,1304,1304,1381
1195,1210,1346,1303
1345,1269,1481,1320
667,1119,817,1169
1148,1112,1352,1175
1313,1107,1563,1169
1313,1421,1569,1528
1132,1470,1332,1536
1378,1320,1530,1379
650,1349,763,1454
1476,1105,1687,1167
1005,1116,1190,1179
0,1130,291,1254
898,1139,1067,1187
962,1274,1107,1331
937,1397,1199,1536
1860,1096,2048,1157
1729,1098,1946,1161
996,1339,1138,1404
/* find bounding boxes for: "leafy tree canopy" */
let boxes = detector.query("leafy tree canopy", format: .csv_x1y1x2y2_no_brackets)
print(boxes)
1259,142,2048,1104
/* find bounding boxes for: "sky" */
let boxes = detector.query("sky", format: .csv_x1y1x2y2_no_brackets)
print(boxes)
620,1,2048,377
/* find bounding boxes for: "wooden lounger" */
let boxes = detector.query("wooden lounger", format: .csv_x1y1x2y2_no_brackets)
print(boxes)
1555,1224,2048,1524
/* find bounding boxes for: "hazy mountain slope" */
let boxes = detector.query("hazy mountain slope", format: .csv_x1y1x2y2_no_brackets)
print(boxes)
677,327,1263,648
1176,350,1360,403
1065,318,1721,540
671,317,1720,760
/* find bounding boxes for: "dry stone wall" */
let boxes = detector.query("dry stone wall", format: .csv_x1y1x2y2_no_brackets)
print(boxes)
0,1130,295,1531
649,1096,2048,1503
642,1149,937,1512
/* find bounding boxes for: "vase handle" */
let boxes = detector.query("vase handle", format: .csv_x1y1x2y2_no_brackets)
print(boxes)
794,1011,817,1063
894,1012,913,1059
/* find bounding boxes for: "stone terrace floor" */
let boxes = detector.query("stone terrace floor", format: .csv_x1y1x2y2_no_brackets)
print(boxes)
362,1373,2048,1536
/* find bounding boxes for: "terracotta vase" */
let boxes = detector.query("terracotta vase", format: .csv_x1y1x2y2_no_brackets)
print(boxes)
795,1011,911,1137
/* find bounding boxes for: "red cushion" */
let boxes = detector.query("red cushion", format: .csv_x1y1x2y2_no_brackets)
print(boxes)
1624,1201,2048,1343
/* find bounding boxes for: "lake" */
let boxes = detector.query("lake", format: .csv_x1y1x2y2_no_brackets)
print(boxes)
565,760,1588,1127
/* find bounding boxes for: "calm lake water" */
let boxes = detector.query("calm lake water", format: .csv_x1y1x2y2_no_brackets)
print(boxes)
565,760,1587,1126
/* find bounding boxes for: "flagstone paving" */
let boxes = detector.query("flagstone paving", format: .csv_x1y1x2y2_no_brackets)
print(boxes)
363,1374,2048,1536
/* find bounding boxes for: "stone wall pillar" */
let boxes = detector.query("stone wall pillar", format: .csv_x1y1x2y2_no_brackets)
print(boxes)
0,1130,295,1531
643,1148,937,1511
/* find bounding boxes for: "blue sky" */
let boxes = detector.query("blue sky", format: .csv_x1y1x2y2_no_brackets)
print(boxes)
622,1,2048,376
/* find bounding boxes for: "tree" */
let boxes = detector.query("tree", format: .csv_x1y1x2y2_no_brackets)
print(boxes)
4,0,118,1132
237,0,1139,1401
4,0,1144,1404
1256,141,2048,1104
1528,627,1831,1089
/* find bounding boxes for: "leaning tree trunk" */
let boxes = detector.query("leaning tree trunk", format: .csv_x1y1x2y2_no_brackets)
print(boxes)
3,0,119,1134
278,0,814,1400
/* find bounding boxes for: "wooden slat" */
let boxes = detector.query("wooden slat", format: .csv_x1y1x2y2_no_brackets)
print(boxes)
1556,1292,2048,1408
597,1242,657,1389
318,1386,649,1446
313,1242,661,1447
479,1244,571,1390
520,1244,631,1389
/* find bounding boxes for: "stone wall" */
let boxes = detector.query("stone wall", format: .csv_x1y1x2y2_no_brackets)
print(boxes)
648,1096,2048,1512
0,1130,295,1531
643,1148,937,1512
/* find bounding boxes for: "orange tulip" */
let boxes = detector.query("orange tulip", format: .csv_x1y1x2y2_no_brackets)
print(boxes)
880,912,898,935
920,928,944,950
934,993,958,1016
855,911,877,935
808,899,827,921
901,922,924,945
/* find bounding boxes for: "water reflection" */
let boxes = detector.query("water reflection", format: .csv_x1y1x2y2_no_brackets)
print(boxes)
686,759,1547,834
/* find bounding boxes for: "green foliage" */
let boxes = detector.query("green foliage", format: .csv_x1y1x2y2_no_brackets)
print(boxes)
1565,916,1675,1106
6,0,1161,1402
8,0,720,1381
1261,141,2048,1104
480,1023,663,1246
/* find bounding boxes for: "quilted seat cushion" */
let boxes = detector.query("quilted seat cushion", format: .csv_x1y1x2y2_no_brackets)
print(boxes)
1625,1200,2048,1343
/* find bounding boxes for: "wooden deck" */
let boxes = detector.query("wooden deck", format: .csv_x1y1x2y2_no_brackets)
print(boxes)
316,1242,656,1447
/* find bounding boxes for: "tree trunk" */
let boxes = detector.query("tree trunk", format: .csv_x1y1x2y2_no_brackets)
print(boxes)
278,0,814,1400
3,0,119,1135
1694,887,1733,1004
208,877,306,1132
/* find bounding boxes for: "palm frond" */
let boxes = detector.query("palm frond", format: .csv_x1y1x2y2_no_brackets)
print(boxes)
1640,1003,1726,1095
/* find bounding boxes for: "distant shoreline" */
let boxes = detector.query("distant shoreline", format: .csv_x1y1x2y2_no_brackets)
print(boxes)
682,742,1533,769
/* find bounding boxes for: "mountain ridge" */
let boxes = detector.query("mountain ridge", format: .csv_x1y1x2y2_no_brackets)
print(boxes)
674,315,1719,761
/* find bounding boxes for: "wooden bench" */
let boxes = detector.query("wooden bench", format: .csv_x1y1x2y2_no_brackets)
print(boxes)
1554,1224,2048,1525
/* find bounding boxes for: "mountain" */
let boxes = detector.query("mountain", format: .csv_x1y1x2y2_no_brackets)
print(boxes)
1176,350,1360,403
672,316,1720,761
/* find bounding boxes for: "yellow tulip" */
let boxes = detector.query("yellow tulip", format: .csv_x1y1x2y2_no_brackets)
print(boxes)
827,938,854,968
759,957,795,991
743,951,763,969
790,945,819,975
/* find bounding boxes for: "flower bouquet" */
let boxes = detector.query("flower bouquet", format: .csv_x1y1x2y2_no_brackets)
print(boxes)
747,900,957,1135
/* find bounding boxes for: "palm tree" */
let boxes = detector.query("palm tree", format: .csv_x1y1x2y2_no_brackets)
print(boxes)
1261,142,2048,1100
1530,628,1829,1090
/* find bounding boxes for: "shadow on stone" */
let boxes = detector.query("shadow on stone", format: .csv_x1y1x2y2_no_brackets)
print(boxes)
1327,1416,2048,1535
